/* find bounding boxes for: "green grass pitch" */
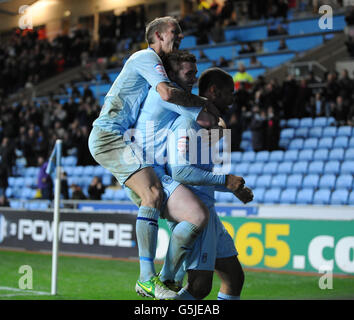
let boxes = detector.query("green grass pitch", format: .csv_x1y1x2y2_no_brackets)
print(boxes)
0,250,353,300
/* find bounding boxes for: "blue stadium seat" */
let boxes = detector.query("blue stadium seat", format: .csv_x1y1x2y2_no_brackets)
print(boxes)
8,177,16,187
256,175,272,188
292,161,308,174
333,137,348,149
296,188,314,204
233,163,249,175
63,166,74,176
327,117,336,126
102,174,112,186
242,131,252,141
271,174,287,188
242,151,256,162
102,189,115,200
83,166,95,176
263,188,281,204
328,148,345,161
248,163,264,175
308,127,323,138
231,152,242,163
294,128,308,138
299,117,313,128
277,162,293,174
331,189,349,205
263,162,278,175
349,137,354,148
289,138,304,150
280,188,297,204
313,189,331,205
255,151,270,162
93,166,106,177
322,127,337,137
308,161,324,174
344,148,354,161
284,150,298,161
349,191,354,205
302,174,319,188
280,128,295,139
14,177,25,188
340,161,354,175
318,137,333,149
280,119,287,128
5,187,13,198
336,175,353,190
286,174,303,188
298,149,313,161
269,150,284,162
287,118,300,128
240,140,252,151
72,166,84,176
313,149,328,161
313,117,327,127
279,138,290,149
324,161,341,175
252,188,265,203
319,174,336,189
337,126,352,137
244,175,257,189
63,156,77,166
113,189,127,201
303,138,318,149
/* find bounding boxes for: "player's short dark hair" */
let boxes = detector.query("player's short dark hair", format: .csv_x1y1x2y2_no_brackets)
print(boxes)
198,67,233,96
162,50,197,75
145,16,179,45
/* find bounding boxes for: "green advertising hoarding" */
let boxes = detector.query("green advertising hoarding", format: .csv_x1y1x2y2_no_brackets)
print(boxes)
158,217,354,275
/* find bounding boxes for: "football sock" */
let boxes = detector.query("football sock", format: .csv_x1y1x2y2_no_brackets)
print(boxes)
217,292,240,300
177,288,196,300
159,221,200,282
136,206,160,282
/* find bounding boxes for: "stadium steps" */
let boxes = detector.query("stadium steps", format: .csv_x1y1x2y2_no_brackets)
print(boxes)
265,32,348,82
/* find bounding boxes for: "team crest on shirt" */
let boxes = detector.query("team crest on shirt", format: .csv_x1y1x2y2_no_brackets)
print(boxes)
154,63,168,78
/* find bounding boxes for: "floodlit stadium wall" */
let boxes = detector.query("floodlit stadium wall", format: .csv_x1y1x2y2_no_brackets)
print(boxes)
0,205,353,275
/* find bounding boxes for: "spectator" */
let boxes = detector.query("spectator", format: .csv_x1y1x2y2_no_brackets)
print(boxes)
265,106,280,151
331,96,349,126
88,176,105,200
70,184,87,200
216,56,230,68
278,39,288,50
324,72,340,116
199,50,208,60
0,137,15,176
0,195,10,207
281,74,298,119
295,78,312,118
250,56,261,67
233,63,254,91
0,163,8,197
210,20,225,43
61,171,69,200
310,92,326,117
37,156,53,200
250,106,267,152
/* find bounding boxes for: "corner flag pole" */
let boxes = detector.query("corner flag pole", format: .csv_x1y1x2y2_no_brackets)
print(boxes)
47,139,62,295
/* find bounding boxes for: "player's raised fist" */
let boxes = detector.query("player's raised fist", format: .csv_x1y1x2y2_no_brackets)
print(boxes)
225,175,245,193
234,186,254,204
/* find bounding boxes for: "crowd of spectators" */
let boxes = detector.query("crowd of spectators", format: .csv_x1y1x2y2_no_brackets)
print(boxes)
225,68,354,152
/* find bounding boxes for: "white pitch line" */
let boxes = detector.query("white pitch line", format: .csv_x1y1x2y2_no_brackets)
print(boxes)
0,286,50,296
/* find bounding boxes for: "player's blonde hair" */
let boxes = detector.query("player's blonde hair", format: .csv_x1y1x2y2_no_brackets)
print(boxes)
145,16,179,45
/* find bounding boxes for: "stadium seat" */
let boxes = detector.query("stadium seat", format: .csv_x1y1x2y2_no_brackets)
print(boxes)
14,177,25,188
349,191,354,205
322,127,337,137
82,166,95,176
63,166,74,176
271,174,287,188
308,161,324,174
349,137,354,148
333,137,348,149
284,150,299,162
269,150,284,162
308,127,323,138
313,117,327,127
8,177,16,187
244,175,257,189
280,128,295,139
327,117,336,126
313,149,328,161
279,138,290,149
298,149,313,161
324,161,341,175
336,175,353,190
248,163,264,175
255,151,270,162
330,189,349,205
263,162,278,175
299,117,313,128
294,127,309,138
302,174,319,188
102,174,113,186
240,140,252,151
303,138,318,149
277,161,293,174
337,126,352,137
318,137,333,149
328,148,345,161
242,151,256,162
252,188,265,203
340,161,354,175
286,118,300,128
93,166,106,177
280,188,297,204
292,161,308,174
256,175,272,188
72,166,84,176
263,188,281,204
242,131,252,141
319,174,336,189
344,148,354,161
113,189,127,201
233,163,249,175
313,189,331,205
286,174,303,188
231,152,242,163
296,188,314,204
102,189,115,201
288,138,304,150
